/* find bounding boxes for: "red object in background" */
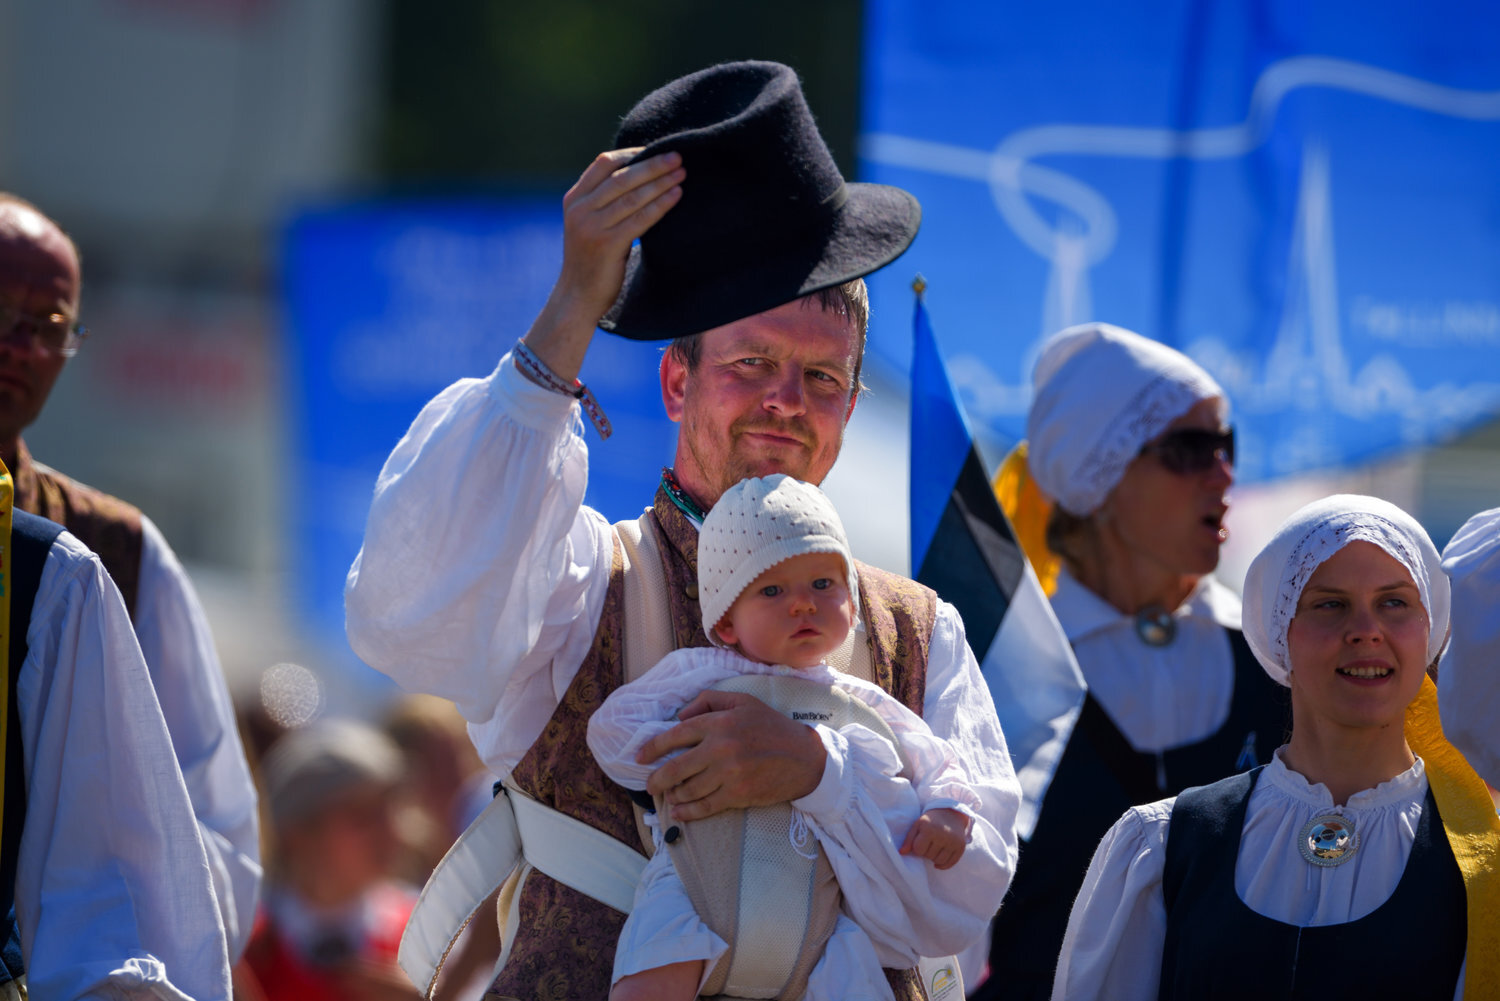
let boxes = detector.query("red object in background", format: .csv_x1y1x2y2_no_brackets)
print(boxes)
236,884,416,1001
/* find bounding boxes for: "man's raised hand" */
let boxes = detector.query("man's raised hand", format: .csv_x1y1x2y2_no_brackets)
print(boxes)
523,149,684,380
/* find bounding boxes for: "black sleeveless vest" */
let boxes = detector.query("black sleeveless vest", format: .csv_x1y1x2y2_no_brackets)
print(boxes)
1,511,66,987
977,628,1289,1001
1159,766,1466,1000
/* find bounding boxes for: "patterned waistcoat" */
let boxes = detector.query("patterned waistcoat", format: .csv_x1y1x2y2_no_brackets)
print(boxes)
12,441,144,619
492,487,937,1000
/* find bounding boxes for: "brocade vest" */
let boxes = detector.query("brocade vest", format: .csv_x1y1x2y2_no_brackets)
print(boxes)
490,486,937,1001
978,628,1289,1001
12,442,143,620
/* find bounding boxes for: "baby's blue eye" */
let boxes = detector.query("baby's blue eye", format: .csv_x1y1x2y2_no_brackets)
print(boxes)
760,584,782,597
812,578,833,590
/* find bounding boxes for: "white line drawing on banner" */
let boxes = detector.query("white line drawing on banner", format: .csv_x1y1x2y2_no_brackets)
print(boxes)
862,55,1500,444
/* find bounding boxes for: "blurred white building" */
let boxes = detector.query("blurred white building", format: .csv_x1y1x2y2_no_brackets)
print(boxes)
0,0,382,711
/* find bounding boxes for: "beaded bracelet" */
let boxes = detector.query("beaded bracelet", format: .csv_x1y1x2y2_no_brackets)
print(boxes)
512,339,613,440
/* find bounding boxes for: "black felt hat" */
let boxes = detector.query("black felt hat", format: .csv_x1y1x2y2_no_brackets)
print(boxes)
598,61,921,341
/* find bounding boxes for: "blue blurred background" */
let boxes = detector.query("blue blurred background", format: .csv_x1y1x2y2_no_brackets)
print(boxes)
8,0,1497,719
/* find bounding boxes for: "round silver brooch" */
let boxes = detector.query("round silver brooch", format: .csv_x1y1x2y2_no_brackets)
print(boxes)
1298,813,1359,867
1134,605,1176,647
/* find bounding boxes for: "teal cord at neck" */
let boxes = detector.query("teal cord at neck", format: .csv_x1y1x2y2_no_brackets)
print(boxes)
660,467,706,526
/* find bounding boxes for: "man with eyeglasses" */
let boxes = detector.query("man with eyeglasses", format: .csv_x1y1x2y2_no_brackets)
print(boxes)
0,192,257,996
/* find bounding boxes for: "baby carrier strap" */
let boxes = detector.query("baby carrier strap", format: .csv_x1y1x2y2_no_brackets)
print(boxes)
661,673,907,1000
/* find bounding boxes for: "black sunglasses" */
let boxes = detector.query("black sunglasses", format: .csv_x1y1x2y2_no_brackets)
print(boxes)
1138,427,1235,474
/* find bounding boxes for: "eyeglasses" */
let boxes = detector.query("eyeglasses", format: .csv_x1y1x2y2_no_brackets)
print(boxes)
1138,427,1235,474
0,303,88,358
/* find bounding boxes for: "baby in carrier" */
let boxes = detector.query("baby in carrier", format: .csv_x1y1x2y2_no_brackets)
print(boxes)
588,474,982,1001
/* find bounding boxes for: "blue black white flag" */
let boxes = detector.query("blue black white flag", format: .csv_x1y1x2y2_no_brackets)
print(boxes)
909,289,1084,838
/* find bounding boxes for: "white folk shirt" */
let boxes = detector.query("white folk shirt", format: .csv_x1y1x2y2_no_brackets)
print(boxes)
137,515,261,961
1050,568,1242,752
344,352,1023,961
16,530,230,1001
1052,750,1467,1001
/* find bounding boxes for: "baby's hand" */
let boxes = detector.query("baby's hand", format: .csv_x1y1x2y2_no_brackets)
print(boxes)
899,807,968,870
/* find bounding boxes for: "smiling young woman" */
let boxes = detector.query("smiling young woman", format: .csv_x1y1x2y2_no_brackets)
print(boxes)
1282,540,1432,801
1051,494,1499,1001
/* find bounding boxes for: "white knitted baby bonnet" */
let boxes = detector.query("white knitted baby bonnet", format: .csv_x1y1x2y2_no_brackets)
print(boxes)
698,474,858,641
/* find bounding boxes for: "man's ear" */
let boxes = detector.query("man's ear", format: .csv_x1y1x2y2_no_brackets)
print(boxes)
661,350,688,423
843,387,858,425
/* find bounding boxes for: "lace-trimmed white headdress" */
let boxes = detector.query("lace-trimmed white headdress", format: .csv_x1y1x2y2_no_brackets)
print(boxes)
1242,494,1449,687
698,474,858,644
1026,322,1226,517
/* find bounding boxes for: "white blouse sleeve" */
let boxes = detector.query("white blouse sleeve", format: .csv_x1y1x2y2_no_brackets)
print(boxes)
345,354,614,773
1438,506,1500,788
134,516,261,962
1050,799,1174,1001
16,532,231,1001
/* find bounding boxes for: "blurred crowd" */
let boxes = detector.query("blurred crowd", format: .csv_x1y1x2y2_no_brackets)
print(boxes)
233,693,501,1001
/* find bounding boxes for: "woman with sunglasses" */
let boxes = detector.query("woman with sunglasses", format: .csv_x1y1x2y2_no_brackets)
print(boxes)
1051,494,1499,999
978,323,1288,1001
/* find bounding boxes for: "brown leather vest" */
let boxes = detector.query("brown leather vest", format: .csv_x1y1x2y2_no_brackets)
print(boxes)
493,487,936,1000
11,441,144,619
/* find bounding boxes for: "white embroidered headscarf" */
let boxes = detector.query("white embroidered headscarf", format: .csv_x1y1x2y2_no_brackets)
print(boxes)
1026,322,1226,517
1242,494,1449,687
698,475,857,643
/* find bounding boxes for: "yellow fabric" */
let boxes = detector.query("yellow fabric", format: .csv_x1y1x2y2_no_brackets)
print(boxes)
1405,674,1500,1000
992,441,1060,597
0,459,12,854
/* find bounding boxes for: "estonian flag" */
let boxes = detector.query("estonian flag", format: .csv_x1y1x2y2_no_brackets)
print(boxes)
909,286,1085,839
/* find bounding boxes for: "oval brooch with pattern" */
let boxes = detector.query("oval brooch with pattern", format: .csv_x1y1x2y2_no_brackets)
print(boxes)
1299,813,1359,867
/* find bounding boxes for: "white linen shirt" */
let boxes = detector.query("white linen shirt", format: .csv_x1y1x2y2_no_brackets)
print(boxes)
1050,568,1242,752
589,647,1008,972
15,529,230,1001
344,353,1023,953
136,515,261,961
1051,750,1467,1001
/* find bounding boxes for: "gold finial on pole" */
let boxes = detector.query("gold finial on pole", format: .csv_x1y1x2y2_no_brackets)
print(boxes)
911,273,927,296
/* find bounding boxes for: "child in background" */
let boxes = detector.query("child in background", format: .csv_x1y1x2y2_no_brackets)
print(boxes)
589,475,994,1001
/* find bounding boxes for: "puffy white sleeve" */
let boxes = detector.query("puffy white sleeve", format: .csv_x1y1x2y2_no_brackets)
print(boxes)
15,532,230,1001
1050,799,1174,1001
794,606,1022,966
920,600,1024,856
587,649,741,790
345,354,614,775
134,516,261,962
1438,507,1500,788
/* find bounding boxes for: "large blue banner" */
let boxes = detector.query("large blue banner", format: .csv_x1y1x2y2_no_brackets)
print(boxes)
860,1,1500,481
282,200,673,663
